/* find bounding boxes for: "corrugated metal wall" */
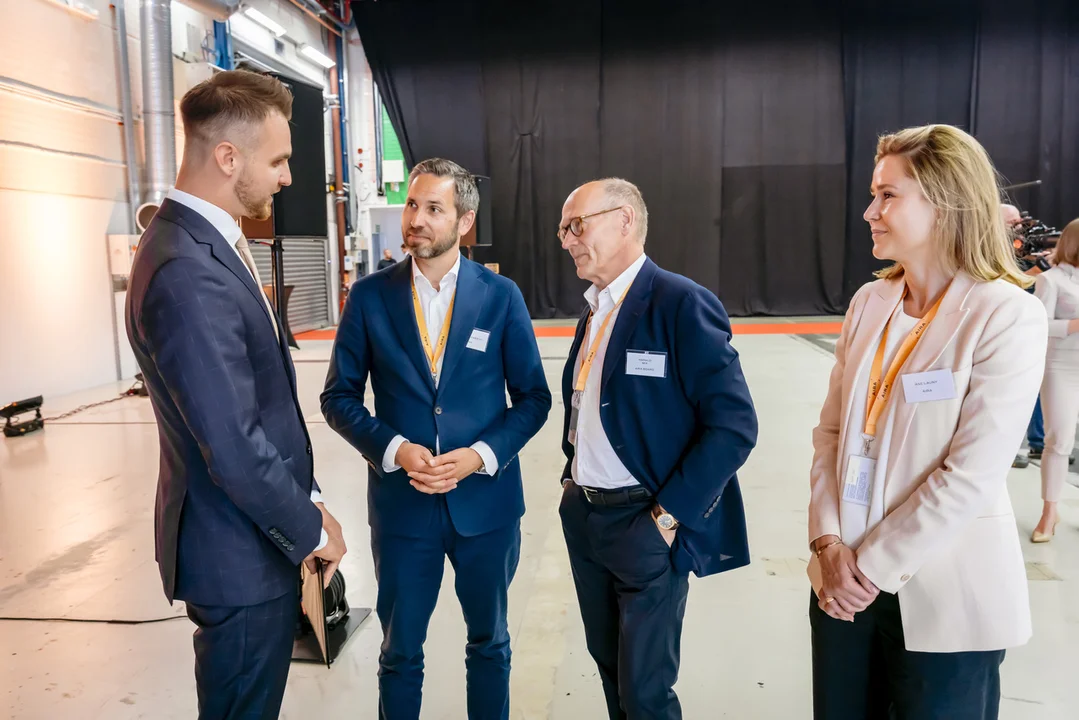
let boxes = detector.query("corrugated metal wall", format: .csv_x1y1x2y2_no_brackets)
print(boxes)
250,237,330,334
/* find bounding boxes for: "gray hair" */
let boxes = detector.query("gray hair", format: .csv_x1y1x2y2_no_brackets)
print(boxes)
408,158,479,219
599,178,648,243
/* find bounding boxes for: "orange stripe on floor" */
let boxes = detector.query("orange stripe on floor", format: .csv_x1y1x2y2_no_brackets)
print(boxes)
296,321,841,342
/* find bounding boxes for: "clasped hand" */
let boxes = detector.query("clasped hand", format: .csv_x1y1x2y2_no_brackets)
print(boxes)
396,442,484,495
816,536,879,622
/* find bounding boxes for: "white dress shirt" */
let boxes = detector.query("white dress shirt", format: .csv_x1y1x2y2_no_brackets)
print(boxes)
166,188,328,551
381,254,499,474
838,304,918,549
1035,263,1079,350
570,252,649,490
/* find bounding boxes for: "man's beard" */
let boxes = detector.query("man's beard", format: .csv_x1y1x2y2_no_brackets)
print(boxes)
235,171,273,221
408,228,458,259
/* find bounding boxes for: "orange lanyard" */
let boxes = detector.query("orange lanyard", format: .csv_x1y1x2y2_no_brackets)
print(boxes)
862,290,946,451
574,285,632,392
411,275,456,378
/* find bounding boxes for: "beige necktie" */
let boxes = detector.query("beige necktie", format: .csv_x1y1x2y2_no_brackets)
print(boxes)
234,234,281,341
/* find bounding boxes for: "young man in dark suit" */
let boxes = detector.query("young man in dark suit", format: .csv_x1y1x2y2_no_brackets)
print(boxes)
126,70,346,719
321,158,551,720
557,178,758,719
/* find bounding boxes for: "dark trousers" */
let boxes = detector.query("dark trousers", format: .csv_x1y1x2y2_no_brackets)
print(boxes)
371,497,521,720
559,482,690,720
1028,395,1045,448
810,590,1005,720
185,588,299,720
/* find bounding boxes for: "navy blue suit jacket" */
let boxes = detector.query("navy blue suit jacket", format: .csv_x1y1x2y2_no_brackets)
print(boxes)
321,255,551,538
561,258,758,578
125,199,323,607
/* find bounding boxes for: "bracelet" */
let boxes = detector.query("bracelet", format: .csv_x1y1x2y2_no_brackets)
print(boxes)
814,538,842,557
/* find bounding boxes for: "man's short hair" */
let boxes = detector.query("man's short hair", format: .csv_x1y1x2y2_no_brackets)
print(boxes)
180,70,293,149
408,158,479,219
599,178,648,243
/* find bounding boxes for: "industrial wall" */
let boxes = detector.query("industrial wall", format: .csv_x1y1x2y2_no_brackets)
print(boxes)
0,0,359,404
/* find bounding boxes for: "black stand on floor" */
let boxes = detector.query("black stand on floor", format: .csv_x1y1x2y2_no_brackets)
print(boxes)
291,568,370,667
292,608,370,665
269,237,299,349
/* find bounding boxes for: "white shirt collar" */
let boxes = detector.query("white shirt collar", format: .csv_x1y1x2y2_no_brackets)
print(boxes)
412,251,462,293
166,188,243,247
585,252,648,312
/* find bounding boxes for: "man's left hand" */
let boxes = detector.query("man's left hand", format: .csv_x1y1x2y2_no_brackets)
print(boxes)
652,508,676,547
410,448,484,493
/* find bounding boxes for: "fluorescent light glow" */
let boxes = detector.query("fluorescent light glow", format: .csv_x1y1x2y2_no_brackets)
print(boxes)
243,7,287,37
41,0,100,21
300,45,336,70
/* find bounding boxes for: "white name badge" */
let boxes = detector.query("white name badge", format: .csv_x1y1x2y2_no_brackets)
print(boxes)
467,328,490,352
901,368,957,403
626,351,667,378
842,454,875,507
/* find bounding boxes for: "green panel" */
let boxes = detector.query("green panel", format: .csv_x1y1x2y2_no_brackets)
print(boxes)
382,106,407,204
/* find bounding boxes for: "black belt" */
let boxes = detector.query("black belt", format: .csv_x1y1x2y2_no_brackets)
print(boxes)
579,484,652,507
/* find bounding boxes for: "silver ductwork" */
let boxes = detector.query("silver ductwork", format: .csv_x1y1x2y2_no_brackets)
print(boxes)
136,0,242,231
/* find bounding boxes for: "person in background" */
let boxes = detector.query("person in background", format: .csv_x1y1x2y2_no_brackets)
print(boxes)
321,158,551,720
125,70,346,719
1005,203,1047,468
557,178,757,719
808,124,1046,720
378,248,397,270
1031,218,1079,542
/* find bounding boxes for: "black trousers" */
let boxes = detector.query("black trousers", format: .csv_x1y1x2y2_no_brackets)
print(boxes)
559,482,690,720
810,590,1005,720
185,588,299,720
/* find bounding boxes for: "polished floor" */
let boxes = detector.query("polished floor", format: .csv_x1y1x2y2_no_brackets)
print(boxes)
2,331,1078,719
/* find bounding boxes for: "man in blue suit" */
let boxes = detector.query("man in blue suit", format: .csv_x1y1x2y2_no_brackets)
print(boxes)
557,179,758,719
321,158,551,720
126,71,346,719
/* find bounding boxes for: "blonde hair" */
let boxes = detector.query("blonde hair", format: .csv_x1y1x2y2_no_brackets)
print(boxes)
873,124,1031,288
1055,219,1079,268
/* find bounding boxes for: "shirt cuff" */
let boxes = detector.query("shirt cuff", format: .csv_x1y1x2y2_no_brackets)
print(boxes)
383,435,408,473
314,529,328,552
310,488,323,505
471,441,498,476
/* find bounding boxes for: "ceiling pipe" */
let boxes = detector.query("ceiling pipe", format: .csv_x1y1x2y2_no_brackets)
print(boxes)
136,0,243,231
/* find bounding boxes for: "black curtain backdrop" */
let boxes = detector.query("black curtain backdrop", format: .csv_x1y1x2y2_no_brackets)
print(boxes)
353,0,1079,319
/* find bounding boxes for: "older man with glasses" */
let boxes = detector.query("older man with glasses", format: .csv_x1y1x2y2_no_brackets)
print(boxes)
555,178,758,719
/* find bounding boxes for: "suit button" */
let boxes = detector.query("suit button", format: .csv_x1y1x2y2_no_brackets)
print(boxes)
703,511,711,519
900,574,911,582
306,445,312,455
434,407,442,415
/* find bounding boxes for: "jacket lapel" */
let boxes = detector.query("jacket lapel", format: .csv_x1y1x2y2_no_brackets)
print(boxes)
381,258,436,395
884,272,975,465
601,258,657,392
438,257,488,395
838,278,904,452
159,200,275,333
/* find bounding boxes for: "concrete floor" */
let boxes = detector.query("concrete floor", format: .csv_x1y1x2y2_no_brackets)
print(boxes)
2,333,1078,719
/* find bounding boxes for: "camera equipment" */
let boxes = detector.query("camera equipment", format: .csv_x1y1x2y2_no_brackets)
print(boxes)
1012,212,1062,270
293,567,370,666
1,397,44,438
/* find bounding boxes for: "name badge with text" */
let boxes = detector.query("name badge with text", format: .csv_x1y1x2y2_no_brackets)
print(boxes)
626,351,667,378
842,455,875,507
467,328,490,353
901,369,957,403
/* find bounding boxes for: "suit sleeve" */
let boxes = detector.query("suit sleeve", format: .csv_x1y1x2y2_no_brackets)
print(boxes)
320,283,402,475
475,282,553,472
856,295,1048,593
807,290,861,548
1034,273,1068,338
655,287,758,531
140,259,322,563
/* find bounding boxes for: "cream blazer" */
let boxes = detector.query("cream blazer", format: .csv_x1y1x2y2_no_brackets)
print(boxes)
1034,263,1079,351
808,271,1047,653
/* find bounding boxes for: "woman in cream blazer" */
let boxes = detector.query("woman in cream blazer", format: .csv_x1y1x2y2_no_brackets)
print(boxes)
807,124,1047,720
1032,219,1079,541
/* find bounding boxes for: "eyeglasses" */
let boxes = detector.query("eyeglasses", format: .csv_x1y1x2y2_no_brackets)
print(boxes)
557,206,624,242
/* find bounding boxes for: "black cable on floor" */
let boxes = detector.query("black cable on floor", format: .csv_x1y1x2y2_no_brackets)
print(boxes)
0,615,186,625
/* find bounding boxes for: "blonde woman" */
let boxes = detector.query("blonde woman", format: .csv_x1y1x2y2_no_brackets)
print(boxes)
1032,219,1079,541
807,124,1047,720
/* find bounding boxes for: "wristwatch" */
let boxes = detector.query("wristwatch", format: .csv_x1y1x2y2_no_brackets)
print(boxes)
652,505,679,531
